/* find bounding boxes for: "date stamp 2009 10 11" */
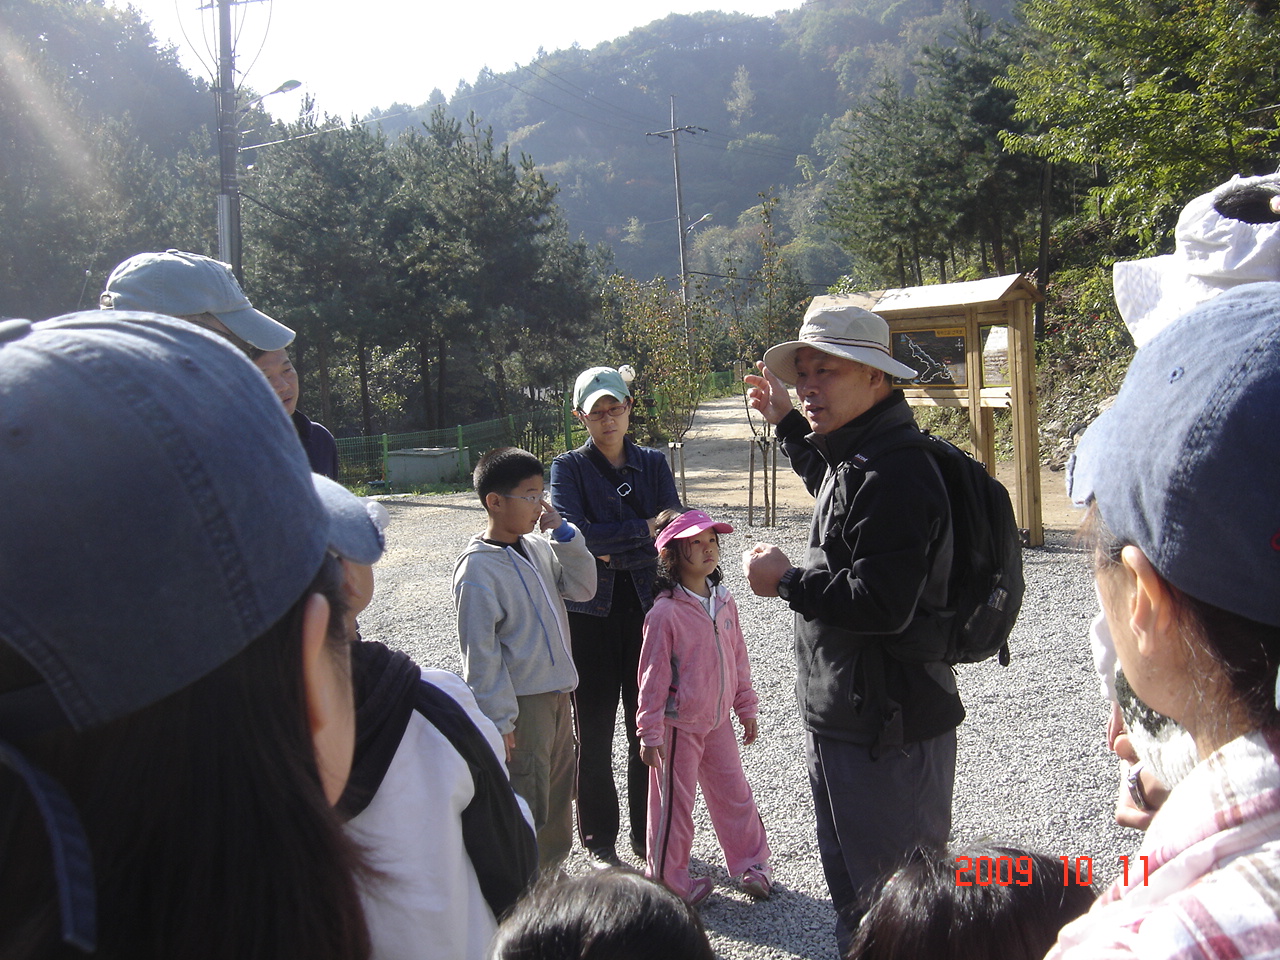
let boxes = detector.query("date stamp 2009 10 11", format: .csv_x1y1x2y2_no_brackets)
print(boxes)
954,854,1151,887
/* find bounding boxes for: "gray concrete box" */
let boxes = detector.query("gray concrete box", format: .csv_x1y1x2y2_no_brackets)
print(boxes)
386,447,471,487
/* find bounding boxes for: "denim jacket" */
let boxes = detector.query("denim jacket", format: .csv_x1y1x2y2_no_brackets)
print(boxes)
550,438,681,617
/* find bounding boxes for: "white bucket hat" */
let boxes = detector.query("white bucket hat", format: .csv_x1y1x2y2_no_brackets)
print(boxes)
763,296,918,384
1113,172,1280,348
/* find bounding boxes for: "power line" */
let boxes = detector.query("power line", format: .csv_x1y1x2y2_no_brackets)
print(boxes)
687,270,833,289
516,59,801,165
488,73,649,137
241,109,412,151
520,61,663,129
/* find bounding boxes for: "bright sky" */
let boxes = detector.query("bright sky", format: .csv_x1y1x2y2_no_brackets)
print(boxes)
115,0,795,119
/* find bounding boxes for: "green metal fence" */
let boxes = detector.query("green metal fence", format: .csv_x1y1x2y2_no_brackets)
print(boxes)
335,406,568,487
335,371,735,488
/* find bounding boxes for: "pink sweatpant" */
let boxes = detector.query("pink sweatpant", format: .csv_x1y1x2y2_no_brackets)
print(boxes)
646,718,770,898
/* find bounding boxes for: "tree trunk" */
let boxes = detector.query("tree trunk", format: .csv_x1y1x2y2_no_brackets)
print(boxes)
435,332,448,429
316,338,333,426
418,338,436,430
484,329,511,421
990,216,1007,275
356,335,373,437
1035,161,1052,338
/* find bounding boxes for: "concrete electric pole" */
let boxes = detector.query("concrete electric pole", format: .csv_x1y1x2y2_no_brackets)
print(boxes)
647,96,707,306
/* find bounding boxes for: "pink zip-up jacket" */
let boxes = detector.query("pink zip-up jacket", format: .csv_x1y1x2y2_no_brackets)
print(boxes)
636,583,760,747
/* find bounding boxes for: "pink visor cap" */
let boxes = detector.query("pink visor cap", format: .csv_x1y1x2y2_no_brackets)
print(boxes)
655,509,734,551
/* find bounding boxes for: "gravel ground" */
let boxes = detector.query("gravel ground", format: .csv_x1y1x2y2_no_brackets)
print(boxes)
357,404,1130,960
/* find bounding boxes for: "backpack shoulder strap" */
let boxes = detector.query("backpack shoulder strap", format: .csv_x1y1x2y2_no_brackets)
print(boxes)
413,679,538,920
339,641,419,820
341,641,537,920
849,427,935,472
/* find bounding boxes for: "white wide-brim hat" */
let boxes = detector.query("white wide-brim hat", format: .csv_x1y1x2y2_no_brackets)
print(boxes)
763,296,918,384
1113,173,1280,348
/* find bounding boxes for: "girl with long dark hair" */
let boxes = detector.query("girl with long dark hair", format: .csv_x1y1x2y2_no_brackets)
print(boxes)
0,313,385,959
1050,285,1280,959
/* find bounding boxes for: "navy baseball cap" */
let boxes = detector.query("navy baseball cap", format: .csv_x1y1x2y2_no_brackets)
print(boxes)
1068,283,1280,627
0,312,382,733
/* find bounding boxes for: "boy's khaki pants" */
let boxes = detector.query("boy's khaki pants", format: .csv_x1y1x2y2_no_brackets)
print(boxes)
508,690,575,871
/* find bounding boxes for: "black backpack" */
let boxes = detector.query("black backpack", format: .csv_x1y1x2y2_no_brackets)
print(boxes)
852,430,1024,666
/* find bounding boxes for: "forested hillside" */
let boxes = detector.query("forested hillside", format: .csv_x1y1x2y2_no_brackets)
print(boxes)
372,0,1018,286
5,0,1280,441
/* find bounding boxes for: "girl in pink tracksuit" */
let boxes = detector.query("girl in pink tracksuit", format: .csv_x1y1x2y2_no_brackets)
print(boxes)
637,508,772,906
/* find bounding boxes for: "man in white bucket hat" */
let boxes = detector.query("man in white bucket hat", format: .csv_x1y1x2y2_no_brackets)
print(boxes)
742,296,962,952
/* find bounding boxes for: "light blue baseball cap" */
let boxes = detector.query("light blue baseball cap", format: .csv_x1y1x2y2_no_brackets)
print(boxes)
574,366,632,412
100,250,295,351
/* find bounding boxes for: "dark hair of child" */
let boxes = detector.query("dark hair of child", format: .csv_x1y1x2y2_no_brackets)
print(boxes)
652,508,723,597
0,555,371,960
846,844,1096,960
488,868,715,960
473,447,544,504
1212,182,1280,224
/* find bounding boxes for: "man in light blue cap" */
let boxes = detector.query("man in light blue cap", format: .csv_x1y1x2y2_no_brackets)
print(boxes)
100,249,338,478
100,249,295,352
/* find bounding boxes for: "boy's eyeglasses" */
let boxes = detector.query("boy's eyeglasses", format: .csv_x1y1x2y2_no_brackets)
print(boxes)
501,493,543,503
582,402,630,422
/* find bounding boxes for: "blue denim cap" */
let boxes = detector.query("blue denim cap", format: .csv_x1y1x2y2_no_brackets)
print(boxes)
1067,282,1280,627
0,312,384,950
100,250,295,351
0,312,382,732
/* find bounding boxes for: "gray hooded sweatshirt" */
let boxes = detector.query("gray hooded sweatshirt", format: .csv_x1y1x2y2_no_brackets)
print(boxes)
453,525,597,735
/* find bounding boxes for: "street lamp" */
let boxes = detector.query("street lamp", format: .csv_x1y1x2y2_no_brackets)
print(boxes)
213,0,299,280
685,212,712,235
240,79,301,116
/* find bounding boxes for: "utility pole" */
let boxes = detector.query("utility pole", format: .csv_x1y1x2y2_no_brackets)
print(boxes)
213,0,276,281
215,0,241,279
647,96,706,306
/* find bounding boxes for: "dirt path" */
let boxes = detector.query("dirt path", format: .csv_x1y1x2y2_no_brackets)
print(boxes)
669,394,1078,533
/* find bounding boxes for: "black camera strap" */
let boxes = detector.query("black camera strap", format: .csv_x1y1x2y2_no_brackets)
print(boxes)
585,444,647,518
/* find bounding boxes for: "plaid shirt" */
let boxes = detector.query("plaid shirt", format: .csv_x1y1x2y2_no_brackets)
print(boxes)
1048,729,1280,960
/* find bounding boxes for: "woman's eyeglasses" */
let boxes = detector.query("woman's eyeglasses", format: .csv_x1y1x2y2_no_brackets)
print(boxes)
582,402,630,422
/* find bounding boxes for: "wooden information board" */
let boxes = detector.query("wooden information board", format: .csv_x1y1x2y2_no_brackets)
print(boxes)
846,274,1045,546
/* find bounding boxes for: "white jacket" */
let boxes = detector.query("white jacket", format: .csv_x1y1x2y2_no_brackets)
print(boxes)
349,669,531,960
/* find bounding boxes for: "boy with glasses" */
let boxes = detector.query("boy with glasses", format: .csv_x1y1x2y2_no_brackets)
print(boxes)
454,447,597,871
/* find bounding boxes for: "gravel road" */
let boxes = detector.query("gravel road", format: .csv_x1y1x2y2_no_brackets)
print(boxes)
357,398,1130,960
